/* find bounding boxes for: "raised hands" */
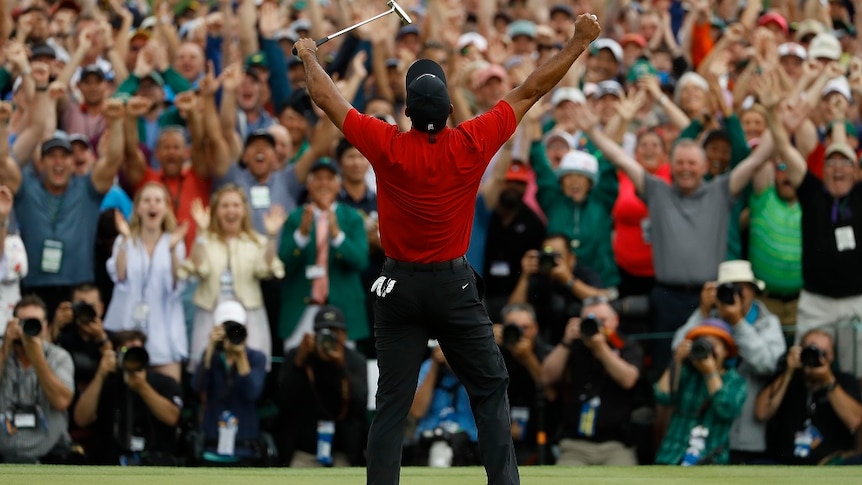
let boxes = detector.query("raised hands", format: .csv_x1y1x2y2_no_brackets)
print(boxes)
0,185,13,220
258,1,286,39
197,61,221,97
191,198,211,231
573,14,602,46
114,209,131,238
220,63,243,92
174,90,199,118
263,204,287,238
125,96,154,118
170,221,190,250
751,70,780,110
0,102,13,126
103,98,126,121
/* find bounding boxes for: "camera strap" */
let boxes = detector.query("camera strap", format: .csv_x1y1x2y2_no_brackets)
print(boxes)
305,365,350,421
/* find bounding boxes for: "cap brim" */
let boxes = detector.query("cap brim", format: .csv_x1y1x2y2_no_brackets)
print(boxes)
406,59,447,87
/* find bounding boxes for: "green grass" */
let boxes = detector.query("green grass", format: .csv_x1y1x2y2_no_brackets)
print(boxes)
0,465,860,485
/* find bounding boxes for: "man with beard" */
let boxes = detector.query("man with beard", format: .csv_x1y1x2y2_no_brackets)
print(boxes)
483,162,546,321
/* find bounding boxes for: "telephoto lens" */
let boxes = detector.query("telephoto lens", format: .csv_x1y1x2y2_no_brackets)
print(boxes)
689,337,714,360
580,315,600,338
716,283,741,305
316,328,338,352
21,318,43,338
223,321,248,345
800,345,826,368
502,323,523,348
120,346,150,373
538,247,559,275
72,301,97,325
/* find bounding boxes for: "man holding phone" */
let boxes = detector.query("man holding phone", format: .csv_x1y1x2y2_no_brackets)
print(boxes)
670,260,786,463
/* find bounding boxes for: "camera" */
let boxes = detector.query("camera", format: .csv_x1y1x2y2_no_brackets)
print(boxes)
501,323,523,348
800,345,826,368
21,318,43,338
690,337,714,361
538,247,560,275
72,301,97,325
580,314,601,339
316,328,338,353
223,321,247,345
119,346,149,373
716,283,742,306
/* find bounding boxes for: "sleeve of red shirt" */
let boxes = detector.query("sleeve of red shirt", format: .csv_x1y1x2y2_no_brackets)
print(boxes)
690,21,714,70
342,109,399,170
806,142,825,180
457,101,518,161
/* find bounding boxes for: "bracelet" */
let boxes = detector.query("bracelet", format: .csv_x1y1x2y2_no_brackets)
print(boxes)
35,85,49,92
659,94,669,105
706,371,721,381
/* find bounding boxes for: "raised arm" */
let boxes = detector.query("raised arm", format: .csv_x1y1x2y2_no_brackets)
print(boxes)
90,99,126,194
503,14,601,124
121,96,152,189
728,130,775,197
0,103,21,194
578,104,646,194
197,63,231,178
760,75,808,188
294,40,356,130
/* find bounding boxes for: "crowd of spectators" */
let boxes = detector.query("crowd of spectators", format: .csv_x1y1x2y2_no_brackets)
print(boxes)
0,0,860,469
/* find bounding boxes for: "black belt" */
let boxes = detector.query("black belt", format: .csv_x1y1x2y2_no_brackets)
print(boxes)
763,291,799,302
656,281,704,294
383,256,468,272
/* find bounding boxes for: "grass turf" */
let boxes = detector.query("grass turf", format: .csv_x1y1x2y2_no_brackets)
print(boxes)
0,465,860,484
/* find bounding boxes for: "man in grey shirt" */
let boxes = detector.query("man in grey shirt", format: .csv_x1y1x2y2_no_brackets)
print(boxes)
577,105,774,373
0,295,74,463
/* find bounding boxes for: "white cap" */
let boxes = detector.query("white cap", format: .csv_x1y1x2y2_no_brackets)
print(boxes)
777,42,807,59
556,150,599,184
457,32,488,53
213,301,247,326
808,33,842,60
543,128,576,149
590,38,623,63
550,87,586,107
822,77,851,100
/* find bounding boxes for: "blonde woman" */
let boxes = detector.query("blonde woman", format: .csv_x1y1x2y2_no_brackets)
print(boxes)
182,184,286,371
104,182,189,382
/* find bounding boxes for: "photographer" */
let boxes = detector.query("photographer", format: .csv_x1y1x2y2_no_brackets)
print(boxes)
655,319,747,465
277,305,367,467
54,284,108,391
72,330,182,465
755,329,862,465
509,233,608,344
0,295,74,463
493,303,554,465
192,301,266,463
670,260,786,463
541,297,642,465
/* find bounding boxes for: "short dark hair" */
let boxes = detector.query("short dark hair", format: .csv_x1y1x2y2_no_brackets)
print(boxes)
13,294,49,319
500,303,537,323
543,233,573,254
112,330,147,348
335,138,355,162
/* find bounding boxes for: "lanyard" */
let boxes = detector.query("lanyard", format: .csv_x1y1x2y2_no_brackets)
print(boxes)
46,192,65,235
138,238,156,301
830,197,851,224
11,358,40,407
162,172,185,213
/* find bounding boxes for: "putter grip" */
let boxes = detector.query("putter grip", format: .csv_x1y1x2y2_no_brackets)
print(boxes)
291,37,331,56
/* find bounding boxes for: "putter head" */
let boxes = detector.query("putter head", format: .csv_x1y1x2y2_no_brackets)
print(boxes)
388,0,413,25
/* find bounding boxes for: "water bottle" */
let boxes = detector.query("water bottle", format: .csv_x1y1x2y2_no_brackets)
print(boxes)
316,420,335,466
681,425,708,466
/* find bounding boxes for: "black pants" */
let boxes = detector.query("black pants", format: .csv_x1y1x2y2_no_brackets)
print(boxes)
366,257,519,485
648,283,701,377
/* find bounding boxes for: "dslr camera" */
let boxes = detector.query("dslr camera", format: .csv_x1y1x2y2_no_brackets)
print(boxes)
800,345,826,368
20,318,43,339
501,323,523,348
316,328,338,353
119,346,149,373
538,247,560,276
222,321,248,346
72,301,97,325
580,314,602,339
689,337,714,361
716,283,742,306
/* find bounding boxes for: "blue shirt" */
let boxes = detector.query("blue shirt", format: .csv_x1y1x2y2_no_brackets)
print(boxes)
215,163,302,236
14,167,105,287
466,195,491,276
414,359,478,442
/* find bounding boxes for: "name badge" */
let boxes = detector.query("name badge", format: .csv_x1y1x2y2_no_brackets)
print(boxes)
641,217,652,244
130,436,146,452
489,261,511,277
249,185,271,209
510,406,530,441
132,303,150,327
13,413,36,429
306,265,326,280
835,226,856,252
41,239,64,274
577,396,601,438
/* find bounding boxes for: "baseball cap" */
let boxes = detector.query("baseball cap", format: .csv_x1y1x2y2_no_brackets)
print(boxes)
507,20,537,39
556,150,599,184
310,157,340,175
777,42,807,59
549,4,574,18
49,0,82,16
794,19,827,42
397,25,420,41
245,51,268,70
291,18,312,34
808,33,842,60
214,301,247,326
758,12,789,36
80,64,106,81
314,305,347,331
473,64,508,88
457,32,488,53
550,87,586,107
593,80,624,99
590,38,623,63
275,28,298,43
30,44,56,60
822,77,851,100
620,33,647,49
245,128,276,148
141,71,165,88
825,142,857,163
627,58,658,83
69,133,92,149
505,162,531,184
543,129,576,150
685,318,737,357
41,133,73,157
405,59,451,133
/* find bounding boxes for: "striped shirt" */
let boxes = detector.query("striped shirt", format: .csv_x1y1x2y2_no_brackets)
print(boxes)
748,187,802,296
0,343,74,460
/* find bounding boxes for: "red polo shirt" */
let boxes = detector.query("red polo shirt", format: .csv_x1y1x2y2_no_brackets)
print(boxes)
137,166,212,250
343,101,517,263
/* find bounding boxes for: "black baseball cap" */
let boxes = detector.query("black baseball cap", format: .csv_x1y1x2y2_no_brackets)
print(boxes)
30,44,56,60
41,134,73,156
310,157,340,175
244,129,275,148
405,59,450,133
314,305,347,331
80,65,106,81
69,133,91,149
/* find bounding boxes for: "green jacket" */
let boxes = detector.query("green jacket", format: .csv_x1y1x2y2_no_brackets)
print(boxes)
278,204,370,341
114,67,191,140
679,114,751,260
530,140,620,288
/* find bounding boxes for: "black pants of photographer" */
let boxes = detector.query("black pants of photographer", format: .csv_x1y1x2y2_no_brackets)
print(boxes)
367,257,519,485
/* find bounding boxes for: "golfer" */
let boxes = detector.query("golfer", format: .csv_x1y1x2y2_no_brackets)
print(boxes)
294,13,601,485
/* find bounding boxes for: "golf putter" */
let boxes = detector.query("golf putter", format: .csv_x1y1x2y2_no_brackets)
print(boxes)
292,0,412,56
